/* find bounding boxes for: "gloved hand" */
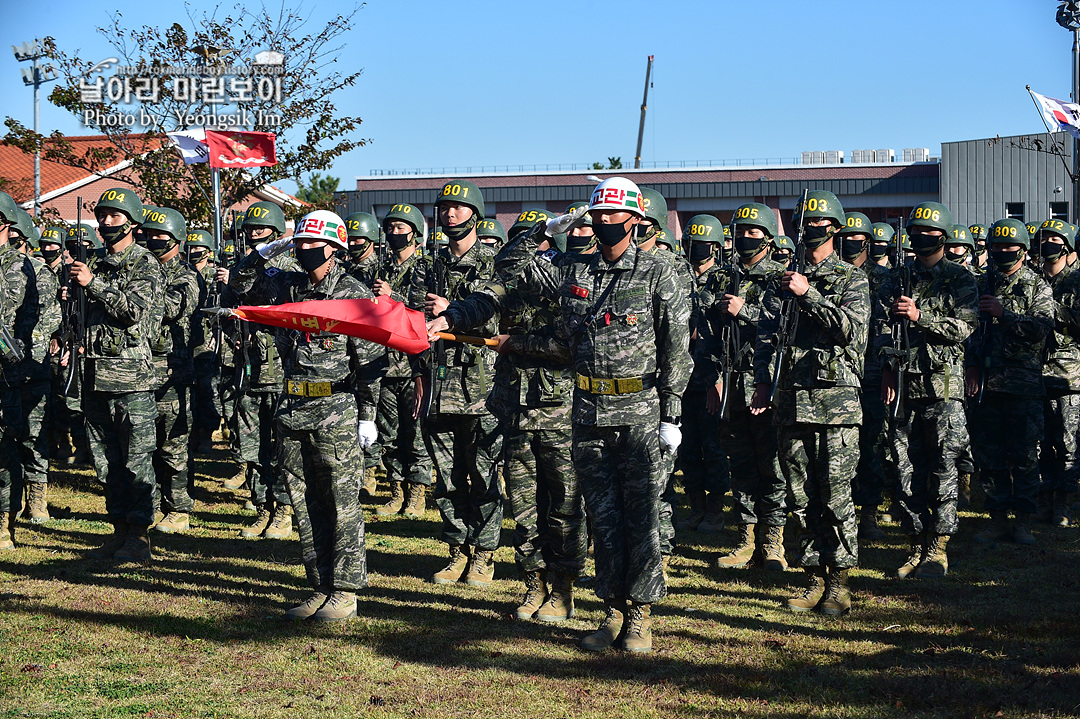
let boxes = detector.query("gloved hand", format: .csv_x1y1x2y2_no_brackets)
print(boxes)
357,420,377,449
256,237,294,260
659,421,682,454
545,204,589,237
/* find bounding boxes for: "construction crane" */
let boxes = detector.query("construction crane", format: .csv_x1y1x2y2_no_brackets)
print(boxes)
634,55,654,170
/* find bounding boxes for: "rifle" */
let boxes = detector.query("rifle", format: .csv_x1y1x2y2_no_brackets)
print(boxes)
717,256,742,419
974,265,995,406
60,197,87,397
422,207,445,419
767,189,809,404
881,218,911,419
233,213,251,419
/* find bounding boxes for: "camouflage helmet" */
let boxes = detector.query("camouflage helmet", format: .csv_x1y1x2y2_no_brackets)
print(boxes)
968,224,988,242
988,218,1031,249
683,214,726,244
344,212,380,243
382,203,425,236
1036,218,1078,252
640,188,668,232
793,190,844,227
731,202,778,239
140,206,187,244
839,212,873,237
476,218,507,245
95,187,143,224
510,208,555,238
242,201,286,235
185,229,215,251
947,224,975,250
0,191,18,225
565,201,593,227
907,201,953,235
435,179,485,220
40,226,67,247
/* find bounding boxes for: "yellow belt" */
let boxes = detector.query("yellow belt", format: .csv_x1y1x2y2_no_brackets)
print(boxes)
284,380,334,397
575,373,644,395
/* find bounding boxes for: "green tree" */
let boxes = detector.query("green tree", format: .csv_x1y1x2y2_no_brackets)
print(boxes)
2,3,369,226
294,172,339,210
591,157,623,170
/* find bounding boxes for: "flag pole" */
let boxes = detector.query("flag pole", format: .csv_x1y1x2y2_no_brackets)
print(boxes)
1026,86,1076,181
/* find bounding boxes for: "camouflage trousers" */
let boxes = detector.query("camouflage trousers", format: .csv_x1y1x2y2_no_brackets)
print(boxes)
503,425,585,576
854,379,889,509
233,390,288,507
424,413,504,551
1040,392,1080,494
50,365,88,455
973,393,1042,516
277,395,366,592
886,398,964,536
154,381,193,514
190,359,221,432
0,384,24,514
781,423,859,570
679,388,730,493
720,407,785,526
84,390,157,527
376,377,431,486
658,454,678,556
574,422,665,604
956,403,976,475
19,377,50,486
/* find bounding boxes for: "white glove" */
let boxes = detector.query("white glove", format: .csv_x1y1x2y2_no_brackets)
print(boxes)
659,421,682,454
256,237,294,260
545,205,589,237
357,420,377,449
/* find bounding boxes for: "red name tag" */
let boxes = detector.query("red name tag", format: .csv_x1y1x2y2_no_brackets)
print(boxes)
571,285,589,298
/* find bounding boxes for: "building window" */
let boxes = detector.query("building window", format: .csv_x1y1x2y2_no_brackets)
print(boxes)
1050,202,1069,221
1005,203,1025,222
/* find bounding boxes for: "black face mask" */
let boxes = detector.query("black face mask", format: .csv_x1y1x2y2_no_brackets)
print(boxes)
566,235,594,254
348,242,367,259
689,243,714,264
40,247,62,262
840,238,866,263
772,251,792,264
991,248,1024,272
802,224,834,249
945,247,970,265
296,246,330,272
974,244,987,257
734,236,765,261
147,238,174,257
98,221,132,246
635,224,659,245
187,250,207,264
594,220,630,247
442,215,478,241
387,232,412,251
1042,242,1068,262
868,242,890,261
909,232,943,257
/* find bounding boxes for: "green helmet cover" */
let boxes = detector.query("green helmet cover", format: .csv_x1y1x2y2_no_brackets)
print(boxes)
40,226,67,247
839,212,873,237
793,190,844,227
1026,222,1040,239
731,202,778,238
242,201,286,236
344,212,380,242
0,191,18,225
565,201,593,227
683,214,725,244
185,229,215,251
1036,218,1078,251
968,224,988,242
907,201,953,235
773,235,795,252
435,180,485,220
383,203,425,236
948,224,975,250
640,188,668,232
477,218,507,244
141,207,187,244
988,218,1030,249
510,208,554,238
9,208,36,243
67,223,102,249
95,187,144,224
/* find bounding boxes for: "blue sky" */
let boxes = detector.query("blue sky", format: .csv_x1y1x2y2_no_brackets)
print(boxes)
4,0,1074,190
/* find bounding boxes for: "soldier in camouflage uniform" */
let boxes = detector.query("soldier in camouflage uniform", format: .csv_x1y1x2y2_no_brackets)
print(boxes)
1034,219,1080,526
752,190,869,616
184,229,221,456
477,218,507,249
482,177,691,653
229,209,385,621
419,181,504,587
698,207,788,570
969,224,989,269
371,204,433,518
564,202,597,255
944,224,980,507
968,219,1054,546
431,219,585,623
10,212,61,525
75,188,164,561
139,208,201,535
839,213,891,541
875,202,979,578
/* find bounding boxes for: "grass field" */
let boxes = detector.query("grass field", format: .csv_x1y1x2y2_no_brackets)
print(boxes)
2,448,1079,719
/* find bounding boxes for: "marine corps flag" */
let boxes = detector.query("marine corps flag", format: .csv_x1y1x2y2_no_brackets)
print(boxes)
1029,88,1080,139
205,130,278,168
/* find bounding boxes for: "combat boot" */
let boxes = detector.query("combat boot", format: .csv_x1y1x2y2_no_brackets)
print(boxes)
785,568,825,612
312,591,357,622
432,544,470,584
974,512,1011,544
896,533,927,579
465,548,496,587
1013,514,1036,545
153,512,190,534
361,466,378,500
914,535,949,578
403,483,427,519
697,492,725,533
622,602,652,653
263,504,293,539
114,526,152,562
285,588,328,620
819,568,851,616
581,600,625,652
715,524,756,569
376,481,405,516
1052,491,1075,527
957,472,972,510
537,572,575,622
760,524,788,571
515,570,547,620
858,506,886,541
677,490,706,531
1035,492,1054,524
0,512,16,551
240,504,272,539
223,463,247,490
26,482,49,524
88,520,128,558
